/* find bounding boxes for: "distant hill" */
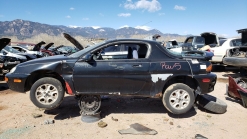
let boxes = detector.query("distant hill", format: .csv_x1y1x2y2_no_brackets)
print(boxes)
0,19,186,39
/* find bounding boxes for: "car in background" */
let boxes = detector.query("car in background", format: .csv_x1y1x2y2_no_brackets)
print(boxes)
11,45,43,58
0,38,23,76
210,38,241,64
40,43,55,57
182,32,226,51
2,46,36,61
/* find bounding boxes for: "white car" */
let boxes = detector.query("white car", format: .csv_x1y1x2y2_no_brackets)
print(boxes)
10,45,43,58
210,38,241,63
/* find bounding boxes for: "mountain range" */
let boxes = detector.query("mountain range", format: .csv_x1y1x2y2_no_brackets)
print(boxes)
0,19,185,39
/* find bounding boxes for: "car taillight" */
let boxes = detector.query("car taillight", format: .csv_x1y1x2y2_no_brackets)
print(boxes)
206,64,212,72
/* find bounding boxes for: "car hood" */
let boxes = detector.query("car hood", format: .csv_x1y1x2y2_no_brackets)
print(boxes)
0,38,11,51
63,33,84,50
17,55,70,66
200,32,219,45
44,43,54,50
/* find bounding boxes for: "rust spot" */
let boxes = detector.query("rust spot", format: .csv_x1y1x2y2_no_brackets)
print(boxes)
155,92,162,98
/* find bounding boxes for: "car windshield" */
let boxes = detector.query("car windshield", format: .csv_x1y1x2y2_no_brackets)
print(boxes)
4,46,21,54
68,41,107,58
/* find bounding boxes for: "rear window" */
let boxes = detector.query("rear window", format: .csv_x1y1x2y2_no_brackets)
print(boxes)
195,37,205,43
219,40,227,46
230,39,242,46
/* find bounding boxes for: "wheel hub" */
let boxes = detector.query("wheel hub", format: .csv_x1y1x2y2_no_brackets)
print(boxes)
169,89,190,110
35,84,59,105
79,95,101,115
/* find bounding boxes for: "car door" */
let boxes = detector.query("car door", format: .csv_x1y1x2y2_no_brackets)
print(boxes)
72,42,151,95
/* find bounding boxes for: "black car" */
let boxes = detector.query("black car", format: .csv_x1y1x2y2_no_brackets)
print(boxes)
5,33,217,115
0,38,21,76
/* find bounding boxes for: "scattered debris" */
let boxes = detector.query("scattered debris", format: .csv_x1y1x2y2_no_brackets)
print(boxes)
98,120,107,128
44,119,55,125
111,117,118,121
32,113,42,118
81,112,101,123
206,115,212,118
163,118,169,122
195,134,208,139
169,121,173,125
118,123,157,135
177,125,181,128
197,94,227,114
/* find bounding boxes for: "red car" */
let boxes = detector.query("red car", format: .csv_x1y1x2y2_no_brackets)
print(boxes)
40,43,55,57
227,76,247,107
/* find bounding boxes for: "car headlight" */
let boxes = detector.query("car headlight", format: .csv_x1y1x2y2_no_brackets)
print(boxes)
9,66,17,74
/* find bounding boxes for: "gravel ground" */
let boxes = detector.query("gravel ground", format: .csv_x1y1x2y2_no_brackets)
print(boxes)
0,66,247,139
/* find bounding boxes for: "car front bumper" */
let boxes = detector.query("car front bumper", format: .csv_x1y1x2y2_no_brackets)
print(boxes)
5,73,30,93
194,73,217,94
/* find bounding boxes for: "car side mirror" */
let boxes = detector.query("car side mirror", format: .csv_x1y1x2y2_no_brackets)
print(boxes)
82,53,92,62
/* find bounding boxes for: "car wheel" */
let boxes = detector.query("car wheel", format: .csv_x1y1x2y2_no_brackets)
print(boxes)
197,94,227,114
162,83,195,114
30,77,65,110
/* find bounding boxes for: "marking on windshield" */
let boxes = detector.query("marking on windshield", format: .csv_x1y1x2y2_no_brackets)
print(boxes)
160,62,181,70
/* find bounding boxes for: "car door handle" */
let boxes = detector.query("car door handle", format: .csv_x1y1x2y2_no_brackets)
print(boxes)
132,64,142,67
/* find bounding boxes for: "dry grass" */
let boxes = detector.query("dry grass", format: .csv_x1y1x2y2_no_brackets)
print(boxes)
3,33,187,47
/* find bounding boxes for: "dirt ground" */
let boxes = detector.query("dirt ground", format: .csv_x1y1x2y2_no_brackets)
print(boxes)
0,66,247,139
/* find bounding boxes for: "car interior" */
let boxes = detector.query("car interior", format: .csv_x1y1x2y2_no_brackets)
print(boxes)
95,43,148,60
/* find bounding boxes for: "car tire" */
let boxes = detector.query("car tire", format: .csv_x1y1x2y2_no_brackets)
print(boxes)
197,94,227,114
30,77,65,110
162,83,195,114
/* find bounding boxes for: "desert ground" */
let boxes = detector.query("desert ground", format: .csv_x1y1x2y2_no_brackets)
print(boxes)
0,66,247,139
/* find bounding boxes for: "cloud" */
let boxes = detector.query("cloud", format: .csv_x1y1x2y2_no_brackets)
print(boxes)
68,25,81,28
0,15,4,17
99,13,104,17
135,25,151,31
174,5,186,10
66,15,71,18
158,12,165,16
119,25,129,28
70,7,75,10
82,18,89,20
92,26,101,29
124,0,161,12
118,13,131,17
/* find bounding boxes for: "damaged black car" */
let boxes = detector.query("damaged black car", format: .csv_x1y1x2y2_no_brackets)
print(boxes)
5,33,217,115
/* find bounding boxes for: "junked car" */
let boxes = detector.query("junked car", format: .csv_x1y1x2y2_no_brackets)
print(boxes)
11,45,43,58
210,38,242,64
0,38,22,75
182,32,226,51
5,33,217,115
223,28,247,75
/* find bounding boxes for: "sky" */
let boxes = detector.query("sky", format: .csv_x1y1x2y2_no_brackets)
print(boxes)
0,0,247,37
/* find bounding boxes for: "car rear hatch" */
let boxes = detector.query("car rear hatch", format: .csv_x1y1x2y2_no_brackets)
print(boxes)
237,28,247,46
201,32,219,46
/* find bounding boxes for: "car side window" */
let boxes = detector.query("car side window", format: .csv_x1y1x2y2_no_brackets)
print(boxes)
186,38,193,43
93,43,148,60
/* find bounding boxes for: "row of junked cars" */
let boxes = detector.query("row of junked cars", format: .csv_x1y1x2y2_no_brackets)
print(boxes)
168,28,247,108
0,39,79,76
0,29,246,122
